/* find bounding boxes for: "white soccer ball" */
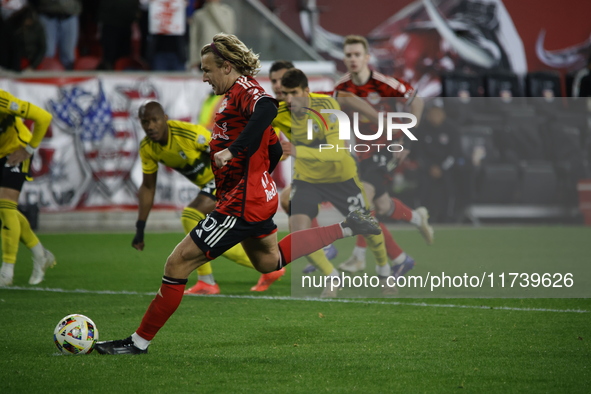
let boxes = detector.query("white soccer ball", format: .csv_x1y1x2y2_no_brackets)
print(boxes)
53,314,99,355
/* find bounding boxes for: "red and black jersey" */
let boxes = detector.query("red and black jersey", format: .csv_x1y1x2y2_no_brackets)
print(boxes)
335,71,416,160
210,75,279,222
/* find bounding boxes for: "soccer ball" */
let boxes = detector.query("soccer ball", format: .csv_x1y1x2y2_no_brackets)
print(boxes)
53,314,99,355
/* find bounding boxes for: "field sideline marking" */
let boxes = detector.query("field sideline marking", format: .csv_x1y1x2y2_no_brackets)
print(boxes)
2,285,588,313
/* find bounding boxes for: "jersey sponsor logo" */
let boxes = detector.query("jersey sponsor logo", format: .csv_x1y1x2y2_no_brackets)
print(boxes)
179,150,187,159
9,101,19,112
212,121,229,140
261,171,277,202
178,161,205,178
10,165,20,173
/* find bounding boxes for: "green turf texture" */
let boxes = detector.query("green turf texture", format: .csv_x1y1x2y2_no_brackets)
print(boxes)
1,227,590,393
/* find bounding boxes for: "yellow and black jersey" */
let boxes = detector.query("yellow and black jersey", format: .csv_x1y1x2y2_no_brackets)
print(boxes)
272,93,357,183
139,120,214,187
0,89,52,158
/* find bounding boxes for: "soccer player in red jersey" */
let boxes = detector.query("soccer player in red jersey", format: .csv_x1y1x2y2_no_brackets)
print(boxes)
335,35,434,279
94,34,381,355
132,101,285,295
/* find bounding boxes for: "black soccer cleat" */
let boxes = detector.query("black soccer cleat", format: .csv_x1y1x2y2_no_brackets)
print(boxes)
343,210,381,236
94,336,148,355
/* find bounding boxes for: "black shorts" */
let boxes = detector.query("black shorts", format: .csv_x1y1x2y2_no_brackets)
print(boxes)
190,210,277,260
0,155,31,192
198,179,216,200
358,155,390,197
290,178,369,219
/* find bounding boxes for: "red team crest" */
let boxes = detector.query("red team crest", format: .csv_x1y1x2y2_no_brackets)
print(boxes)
212,121,230,140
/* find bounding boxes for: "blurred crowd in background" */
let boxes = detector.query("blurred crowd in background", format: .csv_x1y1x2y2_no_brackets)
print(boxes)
0,0,234,72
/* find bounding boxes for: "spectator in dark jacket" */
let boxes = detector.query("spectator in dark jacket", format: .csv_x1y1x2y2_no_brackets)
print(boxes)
1,6,46,71
97,0,139,70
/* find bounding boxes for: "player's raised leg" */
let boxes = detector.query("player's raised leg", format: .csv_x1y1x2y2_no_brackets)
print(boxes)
244,210,381,274
384,197,434,245
95,209,380,355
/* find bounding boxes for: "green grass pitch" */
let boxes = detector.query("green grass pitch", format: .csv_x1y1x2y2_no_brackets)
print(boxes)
1,226,590,393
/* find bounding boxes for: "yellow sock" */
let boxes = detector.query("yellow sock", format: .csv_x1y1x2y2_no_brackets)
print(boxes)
197,261,213,276
364,233,389,267
16,210,40,249
222,244,255,269
181,207,212,277
306,249,335,276
181,207,205,233
0,200,21,264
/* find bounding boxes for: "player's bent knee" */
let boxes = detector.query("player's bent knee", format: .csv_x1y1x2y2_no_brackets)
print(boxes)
243,249,280,274
164,237,208,278
252,260,278,274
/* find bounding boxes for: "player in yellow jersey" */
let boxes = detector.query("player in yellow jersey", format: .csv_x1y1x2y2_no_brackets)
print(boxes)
272,69,390,297
0,89,56,286
134,101,284,294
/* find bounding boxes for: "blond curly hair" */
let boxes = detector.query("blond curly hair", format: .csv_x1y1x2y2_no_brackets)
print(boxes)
201,33,261,76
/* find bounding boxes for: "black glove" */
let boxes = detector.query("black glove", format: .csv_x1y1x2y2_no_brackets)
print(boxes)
132,220,146,250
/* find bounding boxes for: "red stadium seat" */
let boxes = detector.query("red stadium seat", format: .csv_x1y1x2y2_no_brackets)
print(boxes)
114,56,149,71
36,57,65,71
74,56,101,71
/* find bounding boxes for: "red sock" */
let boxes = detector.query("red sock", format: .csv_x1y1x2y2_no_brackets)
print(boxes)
136,278,187,341
311,217,319,228
355,234,366,248
380,222,403,260
390,198,413,222
278,223,343,264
